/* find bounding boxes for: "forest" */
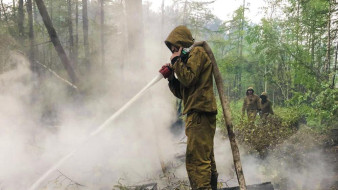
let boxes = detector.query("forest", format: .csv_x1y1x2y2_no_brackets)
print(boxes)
0,0,337,189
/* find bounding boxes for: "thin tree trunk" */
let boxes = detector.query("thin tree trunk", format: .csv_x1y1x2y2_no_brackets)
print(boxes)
239,0,245,59
296,0,299,47
35,0,78,84
33,0,37,22
326,0,332,73
310,24,315,66
18,0,24,37
27,0,35,71
49,0,53,68
74,0,78,67
12,0,15,17
332,42,337,89
82,0,89,68
100,0,105,66
264,66,267,92
238,0,245,96
67,0,74,63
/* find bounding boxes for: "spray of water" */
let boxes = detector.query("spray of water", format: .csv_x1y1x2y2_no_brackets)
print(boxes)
28,73,164,190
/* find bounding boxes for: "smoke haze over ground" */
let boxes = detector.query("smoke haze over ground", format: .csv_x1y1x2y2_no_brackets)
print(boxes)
0,44,178,189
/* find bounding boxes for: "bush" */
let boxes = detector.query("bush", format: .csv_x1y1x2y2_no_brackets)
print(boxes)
310,86,338,128
216,100,305,155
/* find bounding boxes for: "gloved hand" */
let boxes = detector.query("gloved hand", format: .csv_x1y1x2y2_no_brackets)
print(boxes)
159,65,172,79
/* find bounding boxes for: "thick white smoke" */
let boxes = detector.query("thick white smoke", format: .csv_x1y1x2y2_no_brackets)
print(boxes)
0,43,179,190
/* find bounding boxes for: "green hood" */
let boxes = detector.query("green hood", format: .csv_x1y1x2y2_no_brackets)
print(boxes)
165,25,194,51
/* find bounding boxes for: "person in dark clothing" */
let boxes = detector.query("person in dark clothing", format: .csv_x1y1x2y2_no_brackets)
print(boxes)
259,92,274,120
159,25,218,190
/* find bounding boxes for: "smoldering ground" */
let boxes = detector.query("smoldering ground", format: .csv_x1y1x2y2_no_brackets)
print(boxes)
211,127,336,190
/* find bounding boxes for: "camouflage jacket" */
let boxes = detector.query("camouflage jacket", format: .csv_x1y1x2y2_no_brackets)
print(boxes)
242,94,260,114
165,26,217,115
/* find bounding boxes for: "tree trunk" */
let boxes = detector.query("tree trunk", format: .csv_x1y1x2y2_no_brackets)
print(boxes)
296,0,299,47
67,0,74,64
310,25,315,66
33,0,37,22
27,0,35,71
18,0,24,37
74,0,78,68
82,0,89,68
264,66,267,92
125,0,144,68
332,42,337,89
239,0,245,59
35,0,78,84
100,0,105,66
12,0,15,17
326,0,332,73
49,0,53,68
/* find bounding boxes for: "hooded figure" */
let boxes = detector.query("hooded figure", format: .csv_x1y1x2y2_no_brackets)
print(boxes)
242,87,260,121
259,92,274,120
161,25,218,190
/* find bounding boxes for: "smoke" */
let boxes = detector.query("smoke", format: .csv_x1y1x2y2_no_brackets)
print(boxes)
211,128,336,190
260,129,336,190
0,31,178,190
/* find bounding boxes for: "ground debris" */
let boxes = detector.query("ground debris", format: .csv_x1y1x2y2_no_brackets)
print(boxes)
118,183,158,190
40,170,85,190
219,182,274,190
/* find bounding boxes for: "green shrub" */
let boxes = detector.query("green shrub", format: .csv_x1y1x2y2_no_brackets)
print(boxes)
216,100,305,155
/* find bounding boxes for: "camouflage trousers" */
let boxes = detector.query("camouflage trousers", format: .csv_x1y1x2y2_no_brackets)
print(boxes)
247,110,257,121
185,112,218,190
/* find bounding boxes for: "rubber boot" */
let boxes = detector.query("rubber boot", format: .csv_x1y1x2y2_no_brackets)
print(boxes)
211,172,218,190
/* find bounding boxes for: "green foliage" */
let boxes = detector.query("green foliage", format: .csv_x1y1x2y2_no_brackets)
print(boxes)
216,93,337,157
310,85,338,127
277,105,307,126
236,107,300,155
286,84,337,128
